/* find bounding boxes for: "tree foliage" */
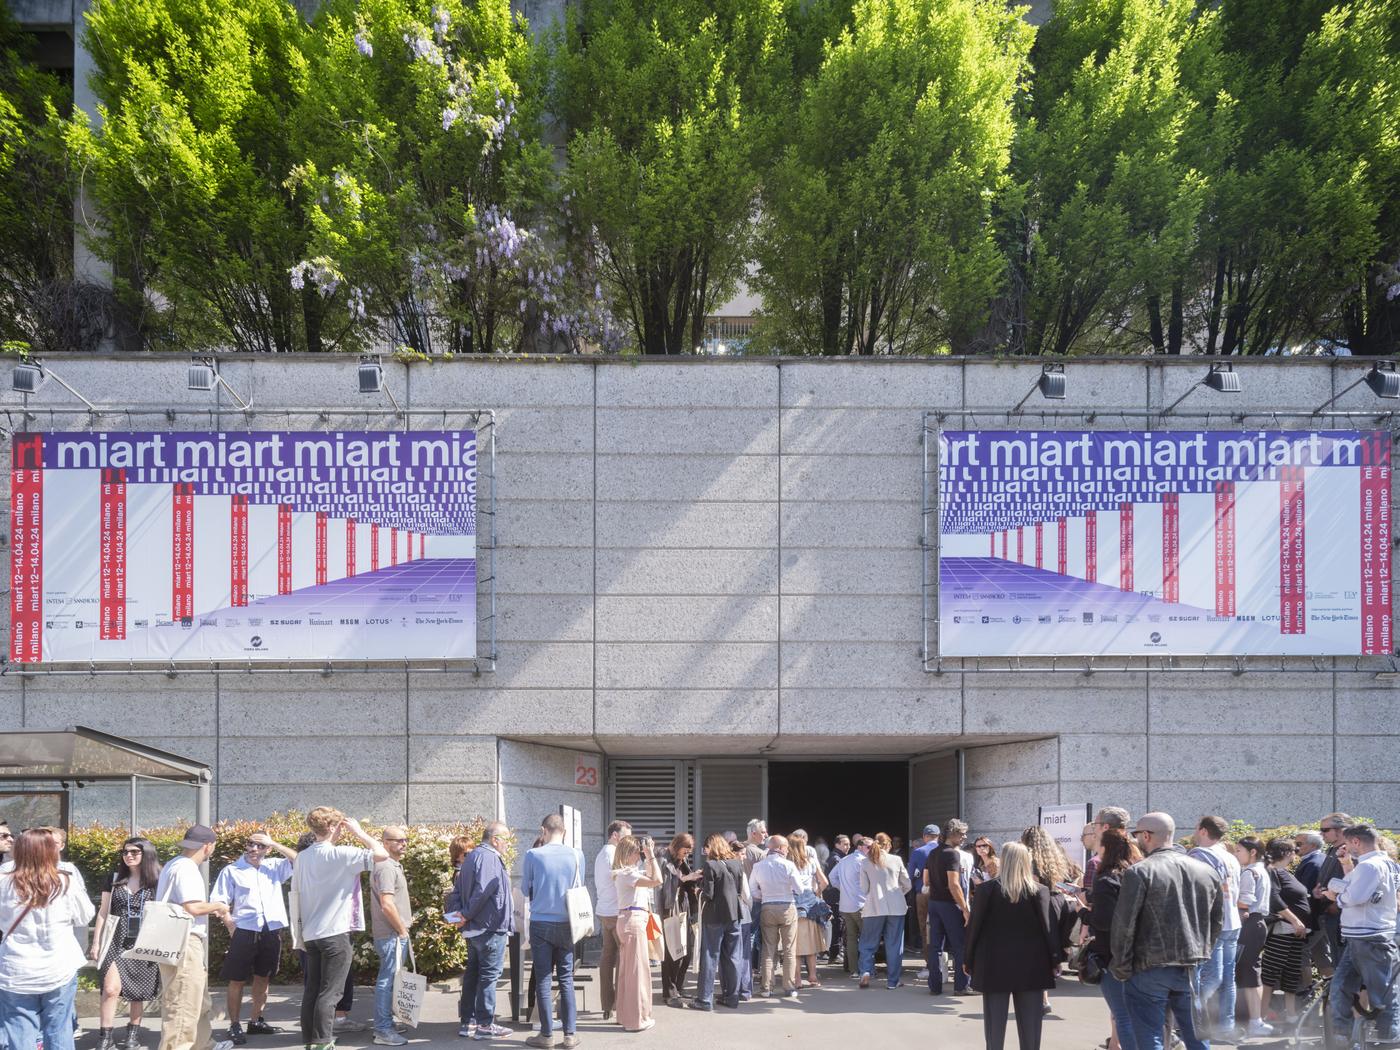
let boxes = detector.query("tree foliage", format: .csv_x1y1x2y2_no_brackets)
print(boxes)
753,0,1032,356
558,0,787,354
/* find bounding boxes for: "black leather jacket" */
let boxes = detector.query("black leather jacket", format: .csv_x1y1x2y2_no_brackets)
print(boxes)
1110,846,1222,979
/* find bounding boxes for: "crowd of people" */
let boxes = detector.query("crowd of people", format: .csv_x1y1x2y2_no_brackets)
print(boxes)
0,805,1397,1050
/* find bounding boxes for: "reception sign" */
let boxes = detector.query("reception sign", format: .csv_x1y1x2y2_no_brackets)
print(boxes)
938,430,1391,657
10,430,477,663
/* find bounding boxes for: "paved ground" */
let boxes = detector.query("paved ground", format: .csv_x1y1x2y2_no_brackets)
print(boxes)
77,955,1250,1050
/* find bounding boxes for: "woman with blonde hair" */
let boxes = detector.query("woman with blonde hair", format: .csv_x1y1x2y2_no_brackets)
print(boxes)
965,842,1060,1050
857,833,912,989
612,836,662,1032
693,834,744,1009
787,829,830,988
0,828,96,1050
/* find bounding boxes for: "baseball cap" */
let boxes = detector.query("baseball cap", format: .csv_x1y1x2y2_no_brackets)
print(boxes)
179,824,217,849
922,823,941,837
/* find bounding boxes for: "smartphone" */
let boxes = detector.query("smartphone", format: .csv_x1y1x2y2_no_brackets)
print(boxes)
443,910,464,924
1327,878,1347,895
1056,880,1082,895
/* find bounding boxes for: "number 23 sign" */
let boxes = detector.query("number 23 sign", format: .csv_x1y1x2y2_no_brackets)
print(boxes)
574,754,599,788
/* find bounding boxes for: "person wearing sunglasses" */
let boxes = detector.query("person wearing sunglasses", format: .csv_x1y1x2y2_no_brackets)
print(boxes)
211,832,299,1045
91,840,161,1050
0,823,11,864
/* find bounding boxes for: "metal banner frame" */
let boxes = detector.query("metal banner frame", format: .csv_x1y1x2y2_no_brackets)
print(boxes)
922,407,1399,676
2,405,497,676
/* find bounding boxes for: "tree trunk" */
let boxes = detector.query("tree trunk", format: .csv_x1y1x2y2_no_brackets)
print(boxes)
1167,282,1184,355
1147,294,1165,354
1205,248,1226,355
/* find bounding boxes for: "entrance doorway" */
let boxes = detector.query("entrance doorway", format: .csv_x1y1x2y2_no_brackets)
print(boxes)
766,760,909,849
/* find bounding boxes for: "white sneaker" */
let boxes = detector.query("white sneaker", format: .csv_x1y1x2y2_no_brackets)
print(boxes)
213,1042,235,1050
373,1032,409,1046
916,968,930,980
473,1025,512,1040
1246,1019,1274,1038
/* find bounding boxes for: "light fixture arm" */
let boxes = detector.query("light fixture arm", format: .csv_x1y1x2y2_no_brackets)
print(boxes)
1159,378,1202,417
214,373,253,412
382,382,403,415
1010,379,1040,415
1311,374,1367,415
42,368,97,411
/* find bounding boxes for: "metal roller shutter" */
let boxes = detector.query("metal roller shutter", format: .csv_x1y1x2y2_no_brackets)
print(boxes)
910,752,961,834
695,760,765,843
608,760,689,842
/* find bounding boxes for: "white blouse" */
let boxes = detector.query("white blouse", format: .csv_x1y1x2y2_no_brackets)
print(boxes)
0,871,95,994
613,866,654,911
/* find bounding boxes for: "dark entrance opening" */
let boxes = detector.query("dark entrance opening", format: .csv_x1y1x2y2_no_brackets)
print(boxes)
766,760,910,852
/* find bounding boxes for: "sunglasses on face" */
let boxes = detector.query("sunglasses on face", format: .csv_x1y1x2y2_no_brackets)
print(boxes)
244,842,268,850
121,848,143,856
383,837,407,844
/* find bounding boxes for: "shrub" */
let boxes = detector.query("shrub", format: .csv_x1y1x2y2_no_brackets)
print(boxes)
66,813,514,982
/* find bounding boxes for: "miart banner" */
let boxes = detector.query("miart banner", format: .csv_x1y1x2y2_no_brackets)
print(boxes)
10,430,477,663
938,430,1391,657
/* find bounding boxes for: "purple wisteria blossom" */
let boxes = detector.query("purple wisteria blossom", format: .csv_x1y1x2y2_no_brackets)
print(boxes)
354,32,373,57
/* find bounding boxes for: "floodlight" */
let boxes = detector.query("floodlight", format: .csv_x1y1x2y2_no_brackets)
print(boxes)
1365,363,1400,399
11,362,43,394
187,362,216,392
358,358,384,394
1038,363,1067,400
1203,363,1241,393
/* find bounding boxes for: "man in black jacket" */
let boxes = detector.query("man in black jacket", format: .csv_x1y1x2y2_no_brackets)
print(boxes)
1312,812,1352,969
1111,812,1223,1050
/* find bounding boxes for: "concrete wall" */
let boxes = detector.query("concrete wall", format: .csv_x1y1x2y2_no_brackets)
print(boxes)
0,355,1395,841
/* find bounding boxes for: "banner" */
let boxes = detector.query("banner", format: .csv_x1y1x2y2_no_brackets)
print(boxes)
1038,804,1093,872
938,430,1391,657
9,431,477,663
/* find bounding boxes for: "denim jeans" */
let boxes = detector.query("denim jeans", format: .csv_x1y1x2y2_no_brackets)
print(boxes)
1330,934,1400,1042
695,920,742,1006
1100,970,1136,1049
0,979,78,1050
373,935,409,1034
738,920,755,999
463,931,507,1026
1123,965,1206,1050
1195,925,1238,1028
927,900,968,992
858,914,906,987
529,919,576,1037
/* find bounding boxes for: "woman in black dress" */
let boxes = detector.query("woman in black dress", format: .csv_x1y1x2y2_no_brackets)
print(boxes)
659,833,703,1006
965,842,1062,1050
89,838,161,1050
1259,837,1311,1022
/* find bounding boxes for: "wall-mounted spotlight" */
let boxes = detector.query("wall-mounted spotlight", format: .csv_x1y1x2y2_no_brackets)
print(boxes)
358,355,402,413
1012,361,1068,413
187,356,252,411
1365,362,1399,399
10,359,96,409
1203,362,1241,393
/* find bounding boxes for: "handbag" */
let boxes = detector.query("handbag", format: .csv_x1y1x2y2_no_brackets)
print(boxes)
1078,949,1104,986
645,911,662,942
662,911,689,960
84,909,120,970
121,870,192,966
565,853,595,944
391,940,427,1028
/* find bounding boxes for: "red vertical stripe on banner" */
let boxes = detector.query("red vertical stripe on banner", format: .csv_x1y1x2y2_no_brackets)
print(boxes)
277,504,292,595
10,434,44,663
391,527,399,567
371,523,380,572
419,534,425,560
1214,481,1236,617
1359,434,1392,655
315,512,328,586
1279,467,1306,635
990,533,995,557
1058,517,1067,575
1016,527,1024,563
1035,522,1043,569
1000,531,1008,560
230,496,248,607
99,469,126,639
346,519,357,578
171,483,195,623
1086,511,1098,583
1162,494,1180,604
1119,502,1135,592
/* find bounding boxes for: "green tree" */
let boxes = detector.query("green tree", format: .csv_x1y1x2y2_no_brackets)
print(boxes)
68,0,318,352
1013,0,1209,356
558,0,787,354
753,0,1032,356
0,8,106,353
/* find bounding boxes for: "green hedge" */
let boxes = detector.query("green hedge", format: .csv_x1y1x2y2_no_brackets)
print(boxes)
1177,818,1400,854
67,813,514,982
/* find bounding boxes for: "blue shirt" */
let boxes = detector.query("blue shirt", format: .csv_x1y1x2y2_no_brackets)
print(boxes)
211,856,293,932
446,844,514,939
521,842,585,922
908,839,938,883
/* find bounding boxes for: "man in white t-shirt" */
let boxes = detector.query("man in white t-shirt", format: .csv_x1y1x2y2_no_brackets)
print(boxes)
154,825,234,1050
1188,815,1241,1037
293,807,389,1050
593,819,631,1021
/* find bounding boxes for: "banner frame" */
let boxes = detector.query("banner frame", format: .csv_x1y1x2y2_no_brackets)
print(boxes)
3,409,498,676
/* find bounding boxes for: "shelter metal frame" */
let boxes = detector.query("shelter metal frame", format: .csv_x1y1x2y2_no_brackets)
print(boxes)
921,407,1400,676
0,405,497,677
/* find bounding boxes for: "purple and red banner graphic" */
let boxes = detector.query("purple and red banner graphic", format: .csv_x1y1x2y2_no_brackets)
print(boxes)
9,431,477,663
938,430,1392,657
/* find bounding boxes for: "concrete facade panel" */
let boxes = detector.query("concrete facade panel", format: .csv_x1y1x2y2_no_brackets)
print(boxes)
596,643,778,690
219,736,404,785
963,360,1147,411
23,678,217,736
597,455,776,503
780,454,921,503
596,502,777,550
779,408,921,457
780,363,962,408
499,740,605,796
597,363,777,408
780,502,921,550
408,783,498,824
1149,674,1329,734
595,689,777,740
596,549,777,596
596,595,777,642
495,549,593,594
1148,781,1334,829
780,688,960,737
219,675,407,736
408,735,498,784
1058,733,1148,783
1334,784,1400,827
964,738,1058,790
408,687,594,738
1335,737,1400,783
496,595,594,643
780,550,923,597
597,408,778,455
219,784,408,824
492,406,593,453
780,594,923,643
964,675,1147,735
779,642,929,689
1148,735,1333,782
494,453,592,502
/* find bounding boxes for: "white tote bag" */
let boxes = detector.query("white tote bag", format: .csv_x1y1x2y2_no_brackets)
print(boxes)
662,911,689,960
392,941,427,1029
565,852,595,944
121,876,192,967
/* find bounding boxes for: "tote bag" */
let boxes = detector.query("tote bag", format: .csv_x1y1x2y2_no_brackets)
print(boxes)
392,941,427,1028
565,853,595,944
121,875,192,967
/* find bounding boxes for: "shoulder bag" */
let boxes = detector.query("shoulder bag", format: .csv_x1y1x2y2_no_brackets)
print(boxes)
565,851,595,944
391,939,427,1028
